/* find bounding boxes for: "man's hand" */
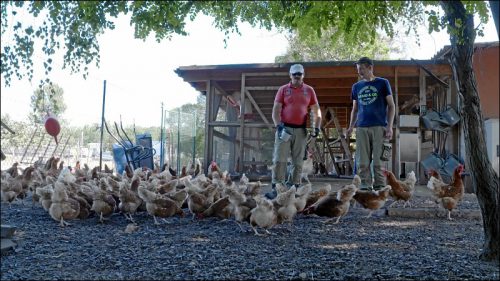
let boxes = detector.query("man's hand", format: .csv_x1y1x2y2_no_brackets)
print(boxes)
310,127,320,138
385,126,393,140
346,127,354,137
277,123,284,134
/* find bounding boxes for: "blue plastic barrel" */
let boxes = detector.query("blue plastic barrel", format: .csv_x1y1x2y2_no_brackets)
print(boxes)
112,143,128,175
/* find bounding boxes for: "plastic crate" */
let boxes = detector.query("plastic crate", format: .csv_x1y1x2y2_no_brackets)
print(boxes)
420,152,444,172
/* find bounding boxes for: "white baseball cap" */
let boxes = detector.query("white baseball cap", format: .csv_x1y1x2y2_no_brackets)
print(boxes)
289,64,304,74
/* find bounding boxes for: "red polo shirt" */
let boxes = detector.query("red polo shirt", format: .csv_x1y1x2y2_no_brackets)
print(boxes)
275,82,318,126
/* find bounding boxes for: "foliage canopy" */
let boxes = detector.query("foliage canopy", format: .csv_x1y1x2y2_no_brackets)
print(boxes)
29,83,66,123
1,1,490,87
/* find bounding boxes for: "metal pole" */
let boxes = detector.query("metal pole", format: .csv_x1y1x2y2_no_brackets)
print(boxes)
160,103,165,168
51,132,64,156
99,80,107,172
79,131,83,160
177,108,181,173
192,110,196,164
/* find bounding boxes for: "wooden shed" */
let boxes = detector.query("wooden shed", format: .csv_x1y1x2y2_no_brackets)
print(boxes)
434,41,499,177
175,59,458,182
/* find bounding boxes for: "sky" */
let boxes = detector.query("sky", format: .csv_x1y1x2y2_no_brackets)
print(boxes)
1,9,498,127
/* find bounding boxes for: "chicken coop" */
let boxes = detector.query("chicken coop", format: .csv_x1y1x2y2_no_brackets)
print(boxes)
176,59,466,183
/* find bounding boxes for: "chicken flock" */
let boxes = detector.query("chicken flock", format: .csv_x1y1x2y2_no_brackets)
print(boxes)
1,157,466,235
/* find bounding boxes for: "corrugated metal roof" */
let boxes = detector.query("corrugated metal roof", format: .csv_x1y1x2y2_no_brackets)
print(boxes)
432,41,499,60
175,59,450,74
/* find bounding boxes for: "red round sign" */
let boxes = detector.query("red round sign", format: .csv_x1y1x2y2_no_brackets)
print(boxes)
44,116,61,144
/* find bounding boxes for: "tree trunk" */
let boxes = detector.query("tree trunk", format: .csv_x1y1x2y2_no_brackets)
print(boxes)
441,1,499,263
489,1,500,39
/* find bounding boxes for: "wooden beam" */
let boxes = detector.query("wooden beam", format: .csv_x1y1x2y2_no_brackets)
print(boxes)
411,58,449,88
208,121,274,127
394,67,400,179
213,80,230,96
417,68,426,183
239,74,246,173
204,80,214,174
244,72,289,77
245,90,273,130
246,86,281,91
213,130,257,150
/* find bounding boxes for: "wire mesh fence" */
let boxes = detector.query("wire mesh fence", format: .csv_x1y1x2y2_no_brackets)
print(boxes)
1,107,205,176
161,108,202,173
1,123,116,170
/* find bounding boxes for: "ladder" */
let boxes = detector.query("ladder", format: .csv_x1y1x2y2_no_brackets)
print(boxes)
322,107,354,176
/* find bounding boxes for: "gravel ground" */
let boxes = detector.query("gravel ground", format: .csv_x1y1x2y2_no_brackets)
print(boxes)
1,189,499,281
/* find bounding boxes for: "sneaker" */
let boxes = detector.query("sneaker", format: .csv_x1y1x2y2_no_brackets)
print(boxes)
373,185,385,191
264,183,278,200
359,186,373,191
264,189,277,200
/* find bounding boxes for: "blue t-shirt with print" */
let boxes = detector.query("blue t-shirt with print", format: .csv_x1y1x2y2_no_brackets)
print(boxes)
351,77,392,127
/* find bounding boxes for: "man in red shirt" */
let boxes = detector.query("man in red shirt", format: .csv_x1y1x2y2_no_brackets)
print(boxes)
265,64,322,199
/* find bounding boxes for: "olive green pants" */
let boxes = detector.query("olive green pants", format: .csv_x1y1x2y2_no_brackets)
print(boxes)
272,126,308,185
355,126,386,188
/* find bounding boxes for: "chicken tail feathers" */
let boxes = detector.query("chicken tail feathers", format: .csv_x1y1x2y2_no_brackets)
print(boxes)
426,176,437,190
352,175,362,188
137,186,156,203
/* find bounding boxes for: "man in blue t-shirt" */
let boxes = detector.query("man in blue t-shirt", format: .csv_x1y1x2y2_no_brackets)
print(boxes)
346,57,395,190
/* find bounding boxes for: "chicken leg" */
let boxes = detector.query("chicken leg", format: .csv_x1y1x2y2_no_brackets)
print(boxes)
323,216,342,224
251,226,264,236
59,217,71,227
365,211,374,218
388,200,399,208
265,229,275,235
153,215,161,225
124,213,136,223
234,220,246,232
99,212,110,223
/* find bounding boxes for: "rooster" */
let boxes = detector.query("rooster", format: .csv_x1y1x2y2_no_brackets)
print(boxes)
1,173,22,207
49,182,80,227
185,184,218,220
118,181,143,223
384,170,417,208
427,169,443,181
180,165,188,178
426,164,465,220
209,161,224,180
166,189,188,209
353,185,392,218
301,151,314,184
35,183,54,211
3,162,19,178
249,196,278,236
225,187,256,231
274,186,297,225
294,183,312,213
197,196,232,220
303,183,357,224
240,173,249,185
138,185,184,224
91,178,117,223
304,183,331,209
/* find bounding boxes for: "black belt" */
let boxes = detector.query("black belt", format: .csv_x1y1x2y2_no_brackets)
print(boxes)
283,122,306,128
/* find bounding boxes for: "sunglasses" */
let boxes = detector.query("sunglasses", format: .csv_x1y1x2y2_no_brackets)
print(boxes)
292,72,303,77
